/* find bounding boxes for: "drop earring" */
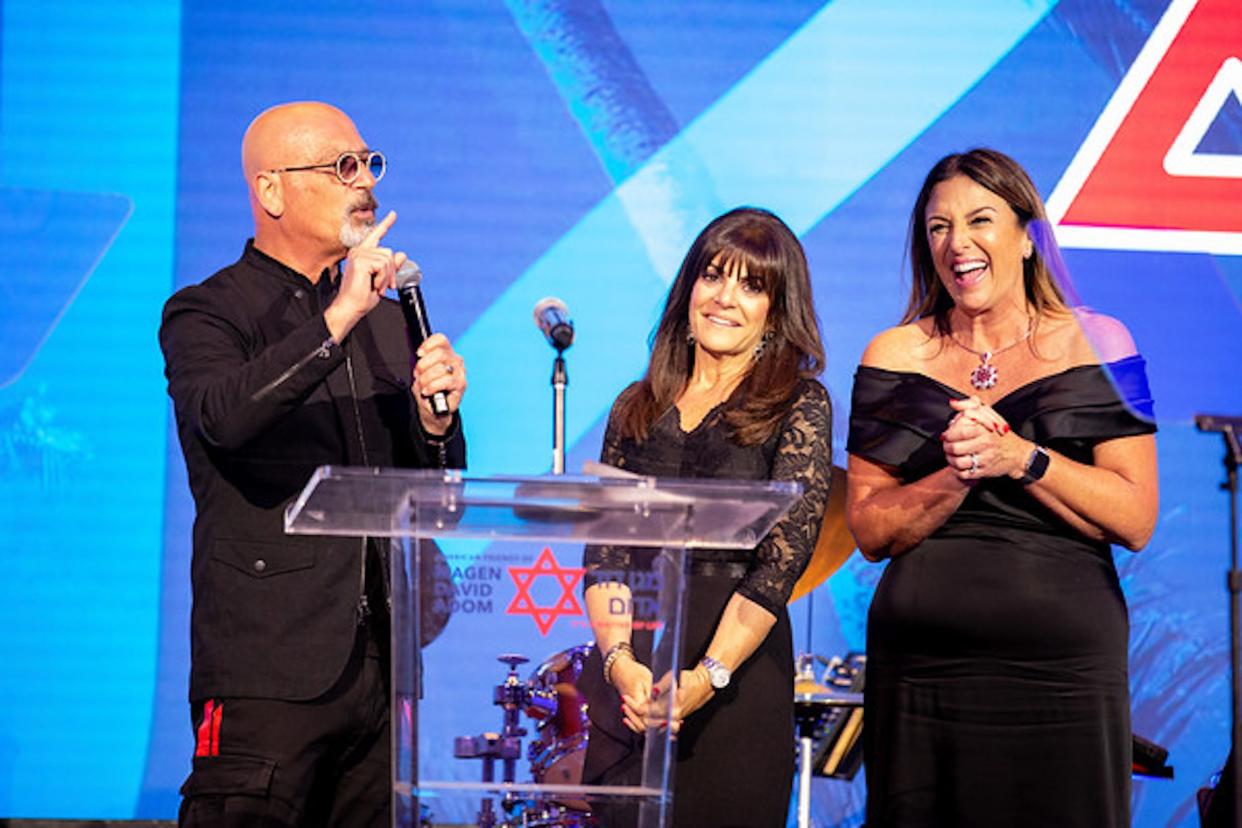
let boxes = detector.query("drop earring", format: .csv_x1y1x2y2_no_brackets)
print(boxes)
753,330,774,360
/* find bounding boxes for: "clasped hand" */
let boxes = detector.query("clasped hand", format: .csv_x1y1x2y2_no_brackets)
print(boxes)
941,396,1031,482
612,658,714,735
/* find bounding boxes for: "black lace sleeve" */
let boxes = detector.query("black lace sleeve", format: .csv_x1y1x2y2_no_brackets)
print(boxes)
736,380,833,616
582,390,634,586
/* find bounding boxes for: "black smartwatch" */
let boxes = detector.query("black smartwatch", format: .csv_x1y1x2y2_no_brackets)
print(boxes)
1020,446,1050,485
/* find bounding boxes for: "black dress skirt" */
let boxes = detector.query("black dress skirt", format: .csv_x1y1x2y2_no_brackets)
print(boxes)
848,357,1156,828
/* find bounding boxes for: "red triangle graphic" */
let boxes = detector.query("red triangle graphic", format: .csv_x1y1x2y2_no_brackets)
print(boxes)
1047,0,1242,254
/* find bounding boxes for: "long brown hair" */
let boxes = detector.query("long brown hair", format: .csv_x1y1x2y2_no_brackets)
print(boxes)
903,148,1070,335
615,207,825,446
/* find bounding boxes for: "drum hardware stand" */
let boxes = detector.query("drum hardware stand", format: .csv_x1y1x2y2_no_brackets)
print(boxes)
454,654,540,828
1195,413,1242,825
793,584,820,826
793,655,832,828
792,653,867,828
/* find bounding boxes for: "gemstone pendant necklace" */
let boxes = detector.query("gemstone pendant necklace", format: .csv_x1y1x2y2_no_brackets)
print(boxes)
949,320,1033,391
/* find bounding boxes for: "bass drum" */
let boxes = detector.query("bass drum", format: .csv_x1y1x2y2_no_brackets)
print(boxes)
528,643,591,785
527,643,593,816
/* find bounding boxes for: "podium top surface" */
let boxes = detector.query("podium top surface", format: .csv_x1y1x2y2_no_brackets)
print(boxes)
284,466,801,549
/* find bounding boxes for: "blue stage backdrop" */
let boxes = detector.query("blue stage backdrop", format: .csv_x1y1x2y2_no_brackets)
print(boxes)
1,0,1240,824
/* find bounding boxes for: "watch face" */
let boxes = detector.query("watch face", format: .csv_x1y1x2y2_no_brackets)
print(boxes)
1023,447,1050,484
703,658,730,689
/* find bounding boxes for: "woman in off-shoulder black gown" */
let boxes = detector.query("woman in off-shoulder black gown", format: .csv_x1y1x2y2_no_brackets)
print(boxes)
847,150,1159,828
580,208,833,828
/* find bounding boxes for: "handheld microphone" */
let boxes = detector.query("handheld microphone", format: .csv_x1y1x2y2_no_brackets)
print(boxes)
533,297,575,351
396,260,450,417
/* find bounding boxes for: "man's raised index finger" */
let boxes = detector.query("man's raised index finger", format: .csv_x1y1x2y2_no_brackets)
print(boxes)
360,210,397,248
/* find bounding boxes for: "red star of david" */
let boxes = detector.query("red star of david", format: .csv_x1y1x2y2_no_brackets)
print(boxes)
506,547,585,636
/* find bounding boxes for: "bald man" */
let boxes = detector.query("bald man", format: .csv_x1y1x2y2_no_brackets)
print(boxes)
160,102,467,826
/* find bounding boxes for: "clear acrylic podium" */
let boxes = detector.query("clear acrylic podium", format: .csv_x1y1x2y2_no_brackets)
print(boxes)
286,467,801,828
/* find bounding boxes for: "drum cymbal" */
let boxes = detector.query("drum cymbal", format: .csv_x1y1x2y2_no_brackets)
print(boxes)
794,690,864,707
793,678,833,695
789,465,854,603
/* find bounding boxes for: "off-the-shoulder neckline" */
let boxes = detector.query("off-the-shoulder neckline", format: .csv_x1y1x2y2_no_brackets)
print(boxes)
855,355,1142,407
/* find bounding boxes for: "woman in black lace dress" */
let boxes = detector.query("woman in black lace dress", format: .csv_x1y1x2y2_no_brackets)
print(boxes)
580,207,833,827
846,149,1159,827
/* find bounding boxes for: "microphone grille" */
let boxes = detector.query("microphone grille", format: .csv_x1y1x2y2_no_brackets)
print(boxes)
533,296,568,324
396,260,423,289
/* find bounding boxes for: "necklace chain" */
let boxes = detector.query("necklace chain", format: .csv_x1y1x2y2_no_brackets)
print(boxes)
948,319,1033,391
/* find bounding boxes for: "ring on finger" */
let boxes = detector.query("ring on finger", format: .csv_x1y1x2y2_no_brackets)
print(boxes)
444,363,455,375
968,453,979,476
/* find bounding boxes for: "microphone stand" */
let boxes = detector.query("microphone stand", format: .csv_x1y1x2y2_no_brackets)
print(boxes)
1199,417,1242,826
551,347,568,475
533,298,574,475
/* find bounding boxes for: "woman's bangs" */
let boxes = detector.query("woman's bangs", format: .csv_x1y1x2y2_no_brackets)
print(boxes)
713,241,782,296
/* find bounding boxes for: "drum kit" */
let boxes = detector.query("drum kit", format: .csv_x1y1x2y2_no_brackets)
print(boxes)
447,467,863,826
449,645,864,828
452,651,597,828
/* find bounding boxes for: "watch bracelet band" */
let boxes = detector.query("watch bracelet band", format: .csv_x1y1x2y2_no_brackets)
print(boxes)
700,655,730,689
602,640,635,685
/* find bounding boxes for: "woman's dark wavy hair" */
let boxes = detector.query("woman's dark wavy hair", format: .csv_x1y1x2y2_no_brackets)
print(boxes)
614,206,825,446
904,148,1070,335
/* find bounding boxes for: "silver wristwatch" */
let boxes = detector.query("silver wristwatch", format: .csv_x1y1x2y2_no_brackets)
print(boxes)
700,656,731,689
